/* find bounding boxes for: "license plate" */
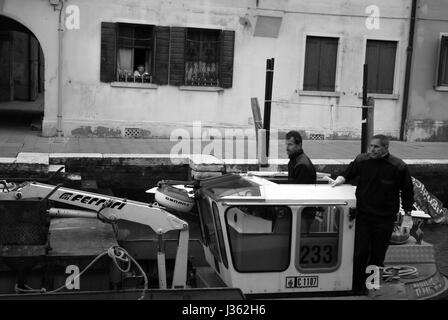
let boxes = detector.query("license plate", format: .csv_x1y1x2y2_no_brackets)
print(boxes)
286,276,319,288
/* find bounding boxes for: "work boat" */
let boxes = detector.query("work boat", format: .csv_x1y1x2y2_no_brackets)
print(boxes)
0,173,447,300
153,172,448,300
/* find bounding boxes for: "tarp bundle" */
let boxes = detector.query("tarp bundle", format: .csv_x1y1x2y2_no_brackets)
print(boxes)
412,177,448,224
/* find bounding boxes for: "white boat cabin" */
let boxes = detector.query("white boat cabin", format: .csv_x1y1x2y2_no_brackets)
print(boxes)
195,173,358,297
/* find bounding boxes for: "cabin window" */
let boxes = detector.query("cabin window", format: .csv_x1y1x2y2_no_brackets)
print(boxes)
212,202,228,268
199,198,222,263
365,40,397,94
225,205,292,273
296,206,341,272
303,36,339,91
437,35,448,87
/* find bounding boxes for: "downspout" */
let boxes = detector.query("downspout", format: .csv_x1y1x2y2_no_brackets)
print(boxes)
56,0,65,137
400,0,417,141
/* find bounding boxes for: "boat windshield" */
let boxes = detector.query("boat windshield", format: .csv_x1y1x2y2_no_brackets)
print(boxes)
202,175,263,199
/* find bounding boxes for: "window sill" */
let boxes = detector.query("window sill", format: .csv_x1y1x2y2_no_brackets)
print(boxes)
179,86,224,92
110,82,158,89
298,90,341,97
434,86,448,92
357,93,399,100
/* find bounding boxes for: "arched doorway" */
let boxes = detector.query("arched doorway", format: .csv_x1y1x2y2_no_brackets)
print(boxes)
0,15,44,135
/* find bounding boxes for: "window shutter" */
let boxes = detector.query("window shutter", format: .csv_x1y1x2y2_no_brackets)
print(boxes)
366,40,397,94
219,30,235,89
377,41,396,94
303,37,321,91
366,41,380,93
438,36,448,86
169,27,186,86
100,22,117,83
318,37,338,91
154,26,170,85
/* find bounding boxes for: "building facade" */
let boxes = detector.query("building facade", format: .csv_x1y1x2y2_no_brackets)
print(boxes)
1,0,433,140
406,0,448,141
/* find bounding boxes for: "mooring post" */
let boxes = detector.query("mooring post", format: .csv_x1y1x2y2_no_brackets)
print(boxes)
263,58,275,164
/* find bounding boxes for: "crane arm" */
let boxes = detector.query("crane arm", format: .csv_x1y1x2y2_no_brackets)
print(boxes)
0,181,189,289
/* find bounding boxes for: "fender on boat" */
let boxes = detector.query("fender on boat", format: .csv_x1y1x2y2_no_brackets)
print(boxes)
154,183,195,213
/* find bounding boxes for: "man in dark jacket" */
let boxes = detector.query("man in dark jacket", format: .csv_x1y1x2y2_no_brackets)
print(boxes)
331,134,414,294
286,130,317,233
286,130,316,184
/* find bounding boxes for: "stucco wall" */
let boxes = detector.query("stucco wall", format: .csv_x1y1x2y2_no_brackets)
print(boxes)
1,0,412,139
406,0,448,141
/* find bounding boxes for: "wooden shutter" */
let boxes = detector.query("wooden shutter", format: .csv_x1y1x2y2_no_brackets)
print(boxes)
219,30,235,88
366,40,380,93
438,36,448,86
154,26,170,85
100,22,117,83
366,40,396,94
169,27,186,86
319,37,338,91
303,36,321,91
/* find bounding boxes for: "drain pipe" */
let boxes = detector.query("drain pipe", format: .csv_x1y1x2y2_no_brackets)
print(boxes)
56,0,65,137
400,0,417,141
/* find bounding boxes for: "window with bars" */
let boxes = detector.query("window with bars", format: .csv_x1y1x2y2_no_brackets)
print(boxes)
437,36,448,87
365,40,397,94
303,36,339,92
185,28,220,86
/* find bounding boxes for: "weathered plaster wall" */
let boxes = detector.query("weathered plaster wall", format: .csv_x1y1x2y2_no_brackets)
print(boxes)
407,0,448,141
2,0,412,139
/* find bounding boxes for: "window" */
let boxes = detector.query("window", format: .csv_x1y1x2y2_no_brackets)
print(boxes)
365,40,397,94
303,36,338,91
199,198,221,263
212,202,228,268
116,23,153,83
185,28,220,86
437,36,448,87
225,205,291,272
100,23,235,88
296,206,341,271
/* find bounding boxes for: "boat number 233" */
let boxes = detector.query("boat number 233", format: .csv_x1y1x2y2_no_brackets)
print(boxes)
300,245,333,265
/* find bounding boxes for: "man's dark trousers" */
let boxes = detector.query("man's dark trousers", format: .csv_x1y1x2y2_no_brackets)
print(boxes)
352,212,396,292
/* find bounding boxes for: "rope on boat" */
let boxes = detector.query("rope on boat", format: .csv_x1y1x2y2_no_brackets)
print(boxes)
14,246,149,300
382,265,419,282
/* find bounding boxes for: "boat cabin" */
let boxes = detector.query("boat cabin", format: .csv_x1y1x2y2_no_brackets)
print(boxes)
195,173,357,297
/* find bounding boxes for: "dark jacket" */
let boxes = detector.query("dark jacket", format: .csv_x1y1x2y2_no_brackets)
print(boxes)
288,150,316,184
342,153,414,218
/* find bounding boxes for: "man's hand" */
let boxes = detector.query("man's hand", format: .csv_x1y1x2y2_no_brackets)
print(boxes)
331,176,346,187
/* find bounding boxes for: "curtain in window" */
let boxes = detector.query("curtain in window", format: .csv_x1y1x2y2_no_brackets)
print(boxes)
117,48,133,80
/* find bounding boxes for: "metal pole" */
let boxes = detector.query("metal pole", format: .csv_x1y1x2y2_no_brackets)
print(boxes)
263,58,274,158
400,0,418,141
56,0,65,137
361,64,368,153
